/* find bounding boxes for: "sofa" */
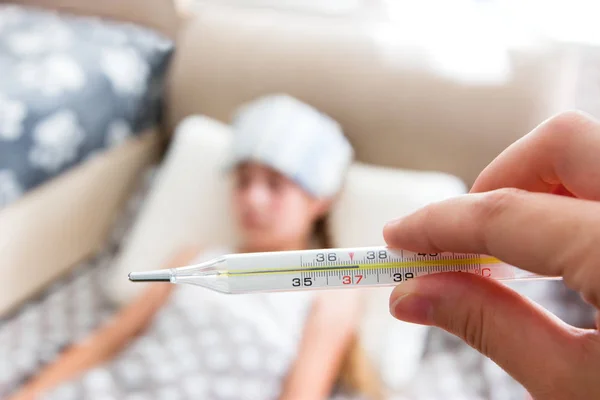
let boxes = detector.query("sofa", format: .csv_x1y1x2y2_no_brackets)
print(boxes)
1,0,585,316
0,0,179,316
0,0,591,397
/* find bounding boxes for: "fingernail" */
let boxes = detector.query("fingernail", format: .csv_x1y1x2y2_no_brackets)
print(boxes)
389,281,434,325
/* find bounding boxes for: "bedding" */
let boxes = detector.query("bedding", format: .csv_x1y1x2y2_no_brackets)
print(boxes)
1,160,595,400
0,132,595,399
0,4,173,209
0,167,155,398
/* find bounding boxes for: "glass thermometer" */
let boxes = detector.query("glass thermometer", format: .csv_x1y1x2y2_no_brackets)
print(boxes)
128,246,557,293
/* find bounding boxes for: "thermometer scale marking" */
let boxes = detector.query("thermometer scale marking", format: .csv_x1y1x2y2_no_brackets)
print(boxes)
129,245,554,294
290,248,486,289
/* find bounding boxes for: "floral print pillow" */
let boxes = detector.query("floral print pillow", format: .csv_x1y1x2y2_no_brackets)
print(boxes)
0,4,174,209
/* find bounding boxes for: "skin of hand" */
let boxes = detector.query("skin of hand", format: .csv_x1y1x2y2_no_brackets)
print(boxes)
279,290,363,400
383,110,600,400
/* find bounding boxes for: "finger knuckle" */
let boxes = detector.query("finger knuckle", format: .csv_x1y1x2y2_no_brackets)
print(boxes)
563,333,600,396
557,227,600,299
573,331,600,364
421,205,445,252
581,287,600,310
473,189,526,252
449,304,491,356
475,188,525,223
540,110,598,145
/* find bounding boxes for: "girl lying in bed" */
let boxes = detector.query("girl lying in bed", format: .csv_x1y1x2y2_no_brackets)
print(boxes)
13,95,382,400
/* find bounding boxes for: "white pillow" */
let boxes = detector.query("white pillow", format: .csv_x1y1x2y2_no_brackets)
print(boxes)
107,115,467,391
105,116,238,305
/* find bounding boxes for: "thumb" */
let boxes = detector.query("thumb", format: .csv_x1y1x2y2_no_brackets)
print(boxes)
389,272,578,397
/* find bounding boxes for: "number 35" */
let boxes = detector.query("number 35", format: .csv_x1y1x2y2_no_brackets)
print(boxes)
292,277,313,287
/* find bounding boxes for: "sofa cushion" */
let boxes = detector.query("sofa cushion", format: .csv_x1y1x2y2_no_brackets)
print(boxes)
0,4,173,209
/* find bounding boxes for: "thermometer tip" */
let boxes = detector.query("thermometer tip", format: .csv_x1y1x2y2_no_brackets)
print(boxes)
128,270,172,282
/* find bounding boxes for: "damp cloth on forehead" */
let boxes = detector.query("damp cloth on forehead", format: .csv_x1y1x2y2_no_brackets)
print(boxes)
227,94,354,198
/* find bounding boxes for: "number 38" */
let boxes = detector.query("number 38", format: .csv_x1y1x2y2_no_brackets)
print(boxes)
366,250,387,260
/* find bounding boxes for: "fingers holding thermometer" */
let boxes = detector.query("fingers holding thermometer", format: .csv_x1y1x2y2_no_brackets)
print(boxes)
384,190,600,290
471,110,600,199
384,111,600,399
384,191,600,398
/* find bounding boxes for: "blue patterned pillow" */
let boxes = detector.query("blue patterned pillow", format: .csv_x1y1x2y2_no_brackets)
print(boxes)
0,4,174,209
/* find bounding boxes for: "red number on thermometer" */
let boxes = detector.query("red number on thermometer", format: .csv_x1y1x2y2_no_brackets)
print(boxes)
342,275,363,285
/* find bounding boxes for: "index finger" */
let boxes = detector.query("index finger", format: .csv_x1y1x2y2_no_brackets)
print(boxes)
383,189,600,293
472,111,600,200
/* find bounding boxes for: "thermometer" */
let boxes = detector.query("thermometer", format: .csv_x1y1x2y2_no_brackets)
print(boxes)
128,246,556,293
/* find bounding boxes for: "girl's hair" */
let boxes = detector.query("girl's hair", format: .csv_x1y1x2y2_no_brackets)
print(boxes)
313,216,384,400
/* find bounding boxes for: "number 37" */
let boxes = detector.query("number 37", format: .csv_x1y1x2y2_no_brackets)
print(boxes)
342,275,363,285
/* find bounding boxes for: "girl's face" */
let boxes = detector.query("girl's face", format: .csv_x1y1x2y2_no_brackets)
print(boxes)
232,162,329,251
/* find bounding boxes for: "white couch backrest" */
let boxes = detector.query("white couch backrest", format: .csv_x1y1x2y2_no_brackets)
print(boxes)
166,4,578,184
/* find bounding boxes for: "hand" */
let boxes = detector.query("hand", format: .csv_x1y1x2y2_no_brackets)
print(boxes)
383,111,600,399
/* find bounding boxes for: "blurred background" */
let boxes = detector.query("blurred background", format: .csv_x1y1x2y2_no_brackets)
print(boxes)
1,0,599,398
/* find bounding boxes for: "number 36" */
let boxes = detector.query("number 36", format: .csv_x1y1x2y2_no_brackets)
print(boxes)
316,253,337,262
